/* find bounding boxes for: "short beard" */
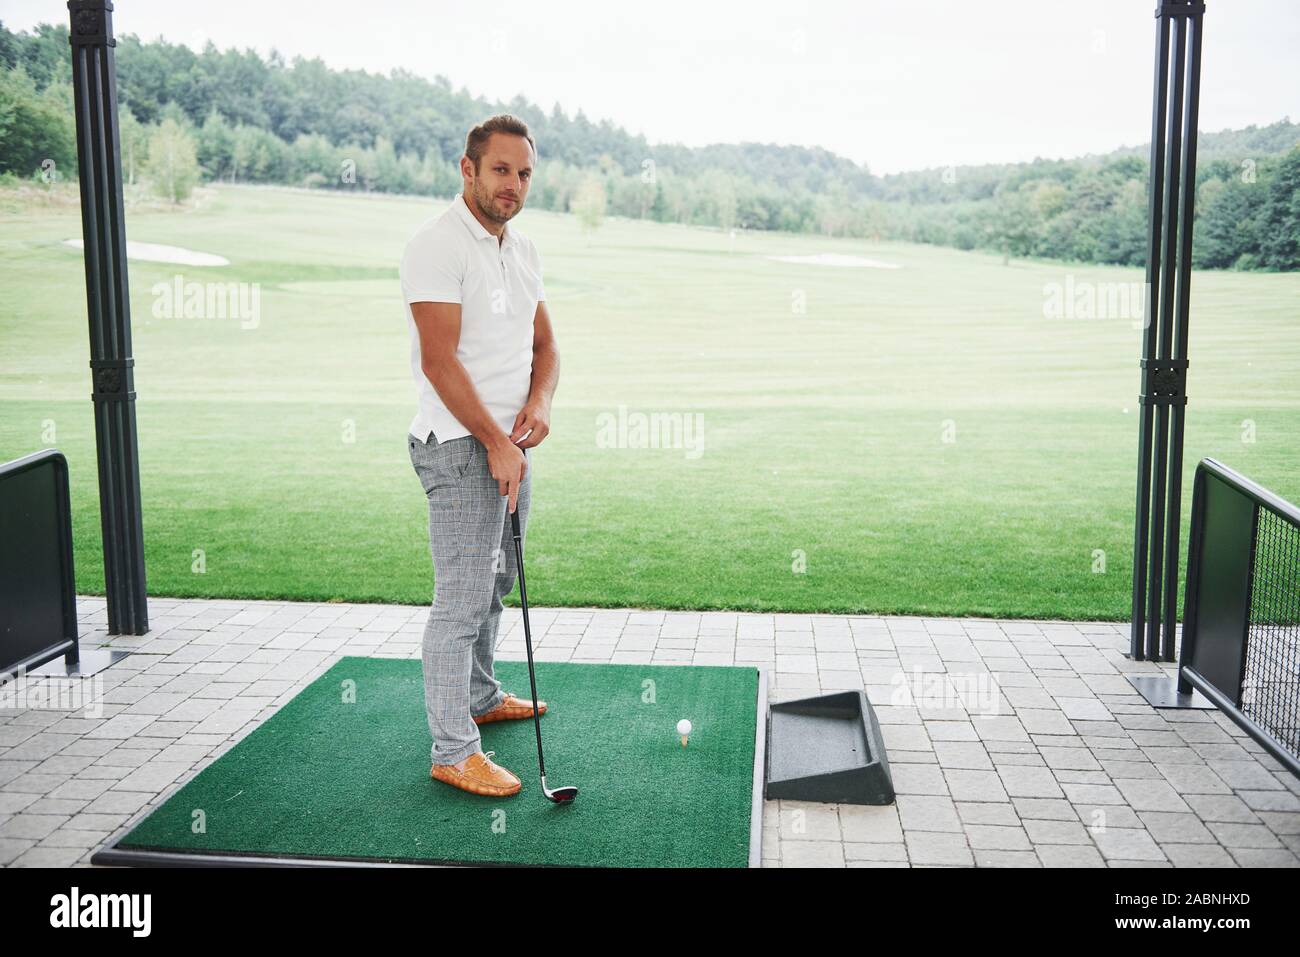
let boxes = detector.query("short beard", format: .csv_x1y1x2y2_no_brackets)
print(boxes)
472,178,517,225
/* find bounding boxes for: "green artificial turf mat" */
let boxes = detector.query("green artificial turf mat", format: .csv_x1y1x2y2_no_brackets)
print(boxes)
113,656,759,867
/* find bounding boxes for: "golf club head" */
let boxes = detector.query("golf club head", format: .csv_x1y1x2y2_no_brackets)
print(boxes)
541,776,578,803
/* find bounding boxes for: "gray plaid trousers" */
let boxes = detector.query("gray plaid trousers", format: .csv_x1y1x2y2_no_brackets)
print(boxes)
408,430,531,765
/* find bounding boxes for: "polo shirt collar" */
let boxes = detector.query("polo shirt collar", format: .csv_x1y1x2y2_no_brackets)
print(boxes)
455,193,519,250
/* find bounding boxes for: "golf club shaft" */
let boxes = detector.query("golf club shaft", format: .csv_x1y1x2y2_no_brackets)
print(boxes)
510,507,547,782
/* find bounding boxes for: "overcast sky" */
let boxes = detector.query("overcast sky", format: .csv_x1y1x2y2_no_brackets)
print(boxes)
4,0,1297,174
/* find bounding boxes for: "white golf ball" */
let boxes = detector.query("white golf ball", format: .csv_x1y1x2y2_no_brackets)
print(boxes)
676,719,692,736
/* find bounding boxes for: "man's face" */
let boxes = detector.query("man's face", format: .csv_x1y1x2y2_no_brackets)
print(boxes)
465,133,534,225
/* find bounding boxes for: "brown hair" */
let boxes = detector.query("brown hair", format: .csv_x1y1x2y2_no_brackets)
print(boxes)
465,114,536,172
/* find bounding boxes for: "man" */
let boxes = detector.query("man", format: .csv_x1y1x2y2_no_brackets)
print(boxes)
401,114,560,798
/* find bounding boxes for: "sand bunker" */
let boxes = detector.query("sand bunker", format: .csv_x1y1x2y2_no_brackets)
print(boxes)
63,239,230,267
767,253,901,269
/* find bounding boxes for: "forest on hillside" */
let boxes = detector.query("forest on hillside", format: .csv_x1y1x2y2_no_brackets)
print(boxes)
2,21,1297,270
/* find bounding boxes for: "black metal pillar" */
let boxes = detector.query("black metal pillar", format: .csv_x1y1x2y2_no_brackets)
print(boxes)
66,0,149,636
1132,1,1205,661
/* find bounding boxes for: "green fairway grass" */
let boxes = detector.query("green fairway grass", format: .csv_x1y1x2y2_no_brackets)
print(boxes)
2,183,1297,618
109,657,759,868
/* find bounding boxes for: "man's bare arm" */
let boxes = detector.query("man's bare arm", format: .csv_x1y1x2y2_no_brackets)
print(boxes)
510,301,560,448
411,300,527,510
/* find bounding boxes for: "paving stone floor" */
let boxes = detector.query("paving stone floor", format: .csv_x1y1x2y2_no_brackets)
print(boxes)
1,596,1296,867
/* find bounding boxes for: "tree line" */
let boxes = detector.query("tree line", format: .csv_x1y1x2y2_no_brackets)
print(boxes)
2,20,1297,269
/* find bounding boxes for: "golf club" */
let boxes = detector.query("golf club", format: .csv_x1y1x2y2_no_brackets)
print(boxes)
510,505,578,804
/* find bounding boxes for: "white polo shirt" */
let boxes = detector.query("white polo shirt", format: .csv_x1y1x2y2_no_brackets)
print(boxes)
400,193,546,443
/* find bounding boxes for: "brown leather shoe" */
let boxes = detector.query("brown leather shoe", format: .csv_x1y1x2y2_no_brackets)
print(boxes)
472,692,547,725
430,751,521,797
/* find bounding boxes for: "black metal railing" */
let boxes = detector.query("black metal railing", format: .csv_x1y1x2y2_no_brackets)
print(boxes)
1179,459,1300,776
0,450,81,676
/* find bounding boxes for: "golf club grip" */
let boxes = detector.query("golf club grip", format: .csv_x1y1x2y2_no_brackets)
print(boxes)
510,505,521,539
